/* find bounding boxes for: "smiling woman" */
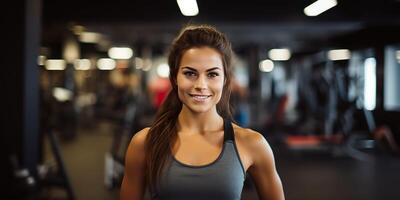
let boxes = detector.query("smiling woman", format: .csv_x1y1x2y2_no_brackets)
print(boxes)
177,47,225,113
120,25,285,200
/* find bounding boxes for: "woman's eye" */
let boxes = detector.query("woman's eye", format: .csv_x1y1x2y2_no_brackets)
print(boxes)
184,71,196,77
208,72,219,78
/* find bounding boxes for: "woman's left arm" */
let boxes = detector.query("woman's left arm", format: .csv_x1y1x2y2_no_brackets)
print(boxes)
246,132,285,200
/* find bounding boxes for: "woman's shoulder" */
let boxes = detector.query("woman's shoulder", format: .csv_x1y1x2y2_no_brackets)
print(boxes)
232,123,266,145
232,123,272,154
128,127,151,149
123,127,151,171
231,123,274,169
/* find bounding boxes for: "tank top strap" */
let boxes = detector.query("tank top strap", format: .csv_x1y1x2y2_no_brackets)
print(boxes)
223,118,234,142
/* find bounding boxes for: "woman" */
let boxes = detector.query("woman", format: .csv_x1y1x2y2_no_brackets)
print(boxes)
121,25,285,200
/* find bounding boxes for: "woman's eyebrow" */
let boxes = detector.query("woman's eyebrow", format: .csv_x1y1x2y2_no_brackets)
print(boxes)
182,66,222,71
182,66,197,71
206,67,222,72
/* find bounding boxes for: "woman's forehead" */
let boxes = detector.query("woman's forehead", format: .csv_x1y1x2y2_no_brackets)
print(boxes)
179,47,223,70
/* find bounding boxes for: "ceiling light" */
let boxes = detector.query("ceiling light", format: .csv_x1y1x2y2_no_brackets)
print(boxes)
108,47,133,60
79,32,102,43
74,59,92,70
176,0,199,16
97,58,116,70
45,59,66,70
304,0,337,17
327,49,351,61
259,59,274,72
268,49,291,61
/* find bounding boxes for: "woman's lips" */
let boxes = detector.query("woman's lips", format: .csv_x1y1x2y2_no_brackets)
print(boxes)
189,94,211,102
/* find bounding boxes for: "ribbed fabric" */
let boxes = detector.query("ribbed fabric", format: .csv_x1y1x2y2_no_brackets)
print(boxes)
152,119,246,200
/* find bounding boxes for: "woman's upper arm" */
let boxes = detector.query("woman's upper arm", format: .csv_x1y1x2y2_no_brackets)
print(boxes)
247,131,285,200
120,128,149,200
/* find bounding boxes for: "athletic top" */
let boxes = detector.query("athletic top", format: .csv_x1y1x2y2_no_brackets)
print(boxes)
152,119,246,200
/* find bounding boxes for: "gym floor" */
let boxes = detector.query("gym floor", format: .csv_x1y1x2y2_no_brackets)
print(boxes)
45,120,400,200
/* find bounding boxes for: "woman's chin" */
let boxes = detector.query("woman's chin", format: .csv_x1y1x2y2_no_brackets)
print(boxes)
184,104,213,114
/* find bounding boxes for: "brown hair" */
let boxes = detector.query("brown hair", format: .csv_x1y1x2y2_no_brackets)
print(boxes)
144,24,234,192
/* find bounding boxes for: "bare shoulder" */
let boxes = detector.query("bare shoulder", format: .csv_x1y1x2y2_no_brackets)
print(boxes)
127,127,150,152
121,128,150,199
124,127,151,172
231,126,284,199
232,123,268,149
232,123,275,168
125,127,151,165
131,127,150,144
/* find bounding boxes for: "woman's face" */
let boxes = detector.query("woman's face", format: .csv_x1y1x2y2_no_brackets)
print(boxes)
176,47,225,114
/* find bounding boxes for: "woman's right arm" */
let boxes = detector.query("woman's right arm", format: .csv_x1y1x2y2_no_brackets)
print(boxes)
120,128,150,200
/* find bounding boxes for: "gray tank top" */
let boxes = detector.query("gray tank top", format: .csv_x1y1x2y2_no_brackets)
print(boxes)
152,119,246,200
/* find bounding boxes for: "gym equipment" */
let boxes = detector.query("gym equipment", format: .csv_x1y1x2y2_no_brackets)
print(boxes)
39,130,76,199
8,129,76,199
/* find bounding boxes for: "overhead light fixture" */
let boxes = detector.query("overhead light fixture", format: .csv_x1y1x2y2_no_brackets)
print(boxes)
79,32,102,43
304,0,337,17
108,47,133,60
45,59,66,70
396,50,400,62
74,59,92,70
176,0,199,16
268,49,291,61
97,58,116,70
327,49,351,61
259,59,274,72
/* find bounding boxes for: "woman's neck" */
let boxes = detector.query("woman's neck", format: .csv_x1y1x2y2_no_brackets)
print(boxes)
177,106,223,134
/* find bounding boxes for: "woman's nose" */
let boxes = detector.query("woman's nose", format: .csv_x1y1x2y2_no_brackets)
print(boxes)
194,75,207,90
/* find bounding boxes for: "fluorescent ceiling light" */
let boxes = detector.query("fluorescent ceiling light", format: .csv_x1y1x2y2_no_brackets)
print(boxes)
268,49,291,61
45,59,66,70
396,50,400,61
327,49,351,61
304,0,337,17
259,59,274,72
79,32,102,43
108,47,133,59
97,58,116,70
176,0,199,16
74,59,92,70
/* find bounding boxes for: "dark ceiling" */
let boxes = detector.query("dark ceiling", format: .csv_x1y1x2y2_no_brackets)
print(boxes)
42,0,400,55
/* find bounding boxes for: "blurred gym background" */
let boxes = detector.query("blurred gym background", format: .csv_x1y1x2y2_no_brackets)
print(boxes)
2,0,400,199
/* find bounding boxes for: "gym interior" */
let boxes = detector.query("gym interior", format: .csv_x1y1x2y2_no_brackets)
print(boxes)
2,0,400,199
